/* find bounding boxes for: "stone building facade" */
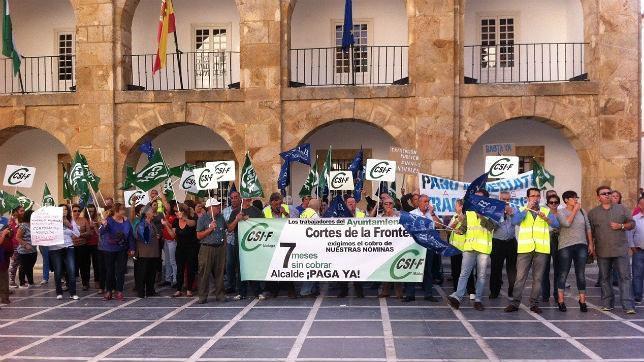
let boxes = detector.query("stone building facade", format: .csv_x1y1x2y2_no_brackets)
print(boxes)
0,0,639,208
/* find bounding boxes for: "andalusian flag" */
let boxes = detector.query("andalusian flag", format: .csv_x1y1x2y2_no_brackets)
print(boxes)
153,0,176,73
239,152,264,198
299,163,318,198
42,183,55,206
531,158,555,190
2,0,21,75
15,191,33,211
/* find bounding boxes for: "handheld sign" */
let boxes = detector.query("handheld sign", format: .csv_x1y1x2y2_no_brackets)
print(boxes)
30,206,64,246
389,147,421,175
485,156,520,179
123,189,150,208
328,171,354,191
365,159,396,182
179,170,199,194
3,165,36,188
205,161,236,182
193,167,219,190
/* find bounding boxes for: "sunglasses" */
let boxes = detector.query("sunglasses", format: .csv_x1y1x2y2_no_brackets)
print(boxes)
72,209,80,212
599,192,612,196
547,201,559,205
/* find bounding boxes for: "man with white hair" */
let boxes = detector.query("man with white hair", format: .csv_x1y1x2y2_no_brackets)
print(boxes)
196,198,227,304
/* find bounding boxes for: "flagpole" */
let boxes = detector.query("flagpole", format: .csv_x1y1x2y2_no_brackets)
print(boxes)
173,32,184,90
16,67,24,93
87,183,105,219
158,148,179,210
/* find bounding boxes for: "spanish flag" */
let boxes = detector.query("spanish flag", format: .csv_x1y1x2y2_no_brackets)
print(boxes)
153,0,176,73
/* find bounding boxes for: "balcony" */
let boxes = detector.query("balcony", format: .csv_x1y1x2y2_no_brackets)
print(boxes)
0,55,76,94
289,45,408,87
463,43,588,84
124,51,240,91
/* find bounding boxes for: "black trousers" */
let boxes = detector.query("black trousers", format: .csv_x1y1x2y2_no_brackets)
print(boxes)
75,245,91,287
18,252,37,285
175,244,198,292
88,245,101,283
135,257,158,298
450,254,475,294
490,238,518,296
104,250,128,293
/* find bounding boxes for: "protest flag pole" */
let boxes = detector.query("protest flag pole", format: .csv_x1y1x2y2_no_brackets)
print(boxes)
158,148,179,210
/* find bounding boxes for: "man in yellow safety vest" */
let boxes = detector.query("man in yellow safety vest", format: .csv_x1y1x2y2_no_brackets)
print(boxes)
505,187,560,314
447,190,496,311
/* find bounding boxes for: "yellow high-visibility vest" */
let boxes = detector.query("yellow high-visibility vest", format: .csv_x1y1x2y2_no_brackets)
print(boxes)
462,211,493,254
263,204,290,218
517,206,551,254
355,209,366,218
449,215,466,251
300,208,318,219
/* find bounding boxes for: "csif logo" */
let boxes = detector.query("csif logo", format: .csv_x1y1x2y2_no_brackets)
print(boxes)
488,157,514,178
127,190,145,207
241,222,273,251
211,162,232,180
198,169,214,189
389,249,424,280
182,174,195,190
7,167,32,185
69,164,84,185
369,161,392,179
331,172,350,189
137,162,165,182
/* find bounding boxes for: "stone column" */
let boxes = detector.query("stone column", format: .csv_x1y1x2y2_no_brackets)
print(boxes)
408,0,458,179
73,0,117,197
238,0,283,196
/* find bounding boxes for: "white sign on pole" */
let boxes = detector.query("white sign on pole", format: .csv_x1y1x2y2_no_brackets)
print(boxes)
193,167,219,190
3,165,36,188
365,159,396,182
30,206,64,246
123,189,150,208
485,156,520,179
179,170,198,194
389,147,421,175
328,171,355,191
205,161,236,182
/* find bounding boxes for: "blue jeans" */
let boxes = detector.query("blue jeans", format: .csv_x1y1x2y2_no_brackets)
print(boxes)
405,249,435,298
541,234,559,300
632,248,644,300
225,242,240,292
38,246,50,282
556,243,587,293
450,251,490,302
49,247,76,296
598,255,634,310
300,281,319,296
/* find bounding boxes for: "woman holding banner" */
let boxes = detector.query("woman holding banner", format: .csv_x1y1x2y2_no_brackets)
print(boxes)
99,203,135,301
49,204,80,300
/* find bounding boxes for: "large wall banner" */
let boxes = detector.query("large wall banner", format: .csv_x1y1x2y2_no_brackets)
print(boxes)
239,218,427,282
418,171,535,216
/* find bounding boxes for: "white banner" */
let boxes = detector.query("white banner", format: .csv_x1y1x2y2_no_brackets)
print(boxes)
30,206,64,246
193,167,219,190
3,165,36,188
329,170,354,191
179,170,198,194
485,156,519,179
123,189,150,208
365,159,396,182
418,171,535,216
239,218,426,282
205,161,236,182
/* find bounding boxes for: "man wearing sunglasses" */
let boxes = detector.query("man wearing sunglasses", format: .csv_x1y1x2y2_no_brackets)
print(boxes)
588,186,636,314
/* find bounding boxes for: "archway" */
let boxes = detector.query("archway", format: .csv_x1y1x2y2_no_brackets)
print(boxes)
291,119,399,206
123,123,235,203
0,126,71,205
464,117,582,195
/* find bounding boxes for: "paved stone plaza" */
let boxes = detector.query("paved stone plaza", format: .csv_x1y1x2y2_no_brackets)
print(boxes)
1,263,642,361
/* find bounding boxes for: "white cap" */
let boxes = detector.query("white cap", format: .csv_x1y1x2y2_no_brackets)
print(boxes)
205,198,221,207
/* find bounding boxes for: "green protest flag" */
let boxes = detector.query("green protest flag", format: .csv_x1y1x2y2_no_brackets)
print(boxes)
131,149,170,192
239,152,264,198
121,165,137,190
69,152,90,198
77,152,101,191
317,146,332,197
162,178,175,200
15,191,33,211
42,183,55,206
2,0,21,76
169,163,194,178
531,158,555,190
62,164,74,200
299,162,319,198
0,190,19,214
388,181,399,203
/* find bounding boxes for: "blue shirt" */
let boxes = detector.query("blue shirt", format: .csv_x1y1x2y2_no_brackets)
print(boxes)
512,208,560,228
493,211,516,240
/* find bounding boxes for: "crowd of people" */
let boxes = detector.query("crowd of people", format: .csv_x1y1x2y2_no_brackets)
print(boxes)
0,185,642,315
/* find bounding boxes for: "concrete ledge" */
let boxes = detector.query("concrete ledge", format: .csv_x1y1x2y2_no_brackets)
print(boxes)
0,92,79,107
459,81,600,98
281,84,414,100
114,89,245,103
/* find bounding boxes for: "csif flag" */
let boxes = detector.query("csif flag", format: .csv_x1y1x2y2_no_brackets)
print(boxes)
2,0,20,75
239,152,264,198
153,0,177,73
277,160,290,194
42,183,55,207
462,172,506,223
76,152,101,191
531,158,555,190
317,146,332,198
299,163,319,198
132,149,170,192
61,164,74,200
69,152,90,201
0,189,19,214
15,191,33,211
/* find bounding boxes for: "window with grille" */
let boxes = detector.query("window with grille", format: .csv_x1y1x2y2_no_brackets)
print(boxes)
334,23,369,74
480,17,515,68
57,32,74,81
194,26,228,80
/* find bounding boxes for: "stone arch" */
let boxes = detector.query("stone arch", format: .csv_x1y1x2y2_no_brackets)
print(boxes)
0,125,71,155
283,99,415,151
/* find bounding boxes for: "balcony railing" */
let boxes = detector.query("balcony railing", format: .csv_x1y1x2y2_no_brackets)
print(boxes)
290,45,409,87
0,55,76,94
464,43,588,84
124,51,240,91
